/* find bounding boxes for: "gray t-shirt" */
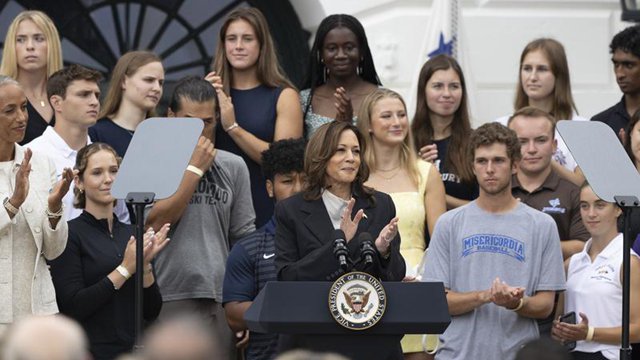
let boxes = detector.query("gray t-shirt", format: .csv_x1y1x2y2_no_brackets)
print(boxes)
155,150,256,302
424,201,565,360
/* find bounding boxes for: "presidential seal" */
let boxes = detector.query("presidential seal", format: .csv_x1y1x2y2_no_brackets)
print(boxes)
328,271,386,330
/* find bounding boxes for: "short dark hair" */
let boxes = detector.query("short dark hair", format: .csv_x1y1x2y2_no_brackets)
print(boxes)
468,122,522,165
47,64,102,100
261,138,306,180
169,76,219,117
610,25,640,59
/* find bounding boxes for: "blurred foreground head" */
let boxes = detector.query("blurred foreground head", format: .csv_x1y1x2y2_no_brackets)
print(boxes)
142,315,218,360
3,315,89,360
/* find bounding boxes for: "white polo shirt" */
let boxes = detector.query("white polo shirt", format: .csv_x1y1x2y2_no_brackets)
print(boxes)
25,127,129,223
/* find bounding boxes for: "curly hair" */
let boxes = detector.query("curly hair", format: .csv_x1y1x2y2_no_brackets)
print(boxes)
261,138,306,180
468,122,521,167
610,25,640,59
303,121,374,202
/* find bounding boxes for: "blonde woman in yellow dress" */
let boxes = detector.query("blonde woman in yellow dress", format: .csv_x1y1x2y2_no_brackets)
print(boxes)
357,88,446,360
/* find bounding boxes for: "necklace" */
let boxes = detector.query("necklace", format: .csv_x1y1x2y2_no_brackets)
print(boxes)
377,165,400,172
39,100,46,108
375,169,400,181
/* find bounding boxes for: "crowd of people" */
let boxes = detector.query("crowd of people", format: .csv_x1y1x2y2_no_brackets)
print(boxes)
0,6,639,360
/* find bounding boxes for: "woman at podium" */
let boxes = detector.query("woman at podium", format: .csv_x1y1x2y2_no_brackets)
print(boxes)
274,121,405,281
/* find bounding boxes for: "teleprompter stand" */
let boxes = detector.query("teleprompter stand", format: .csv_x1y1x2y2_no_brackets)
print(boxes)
558,121,640,360
112,117,203,347
245,281,450,360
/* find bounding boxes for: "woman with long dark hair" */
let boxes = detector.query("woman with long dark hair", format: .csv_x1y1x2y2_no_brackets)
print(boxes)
412,54,476,210
301,14,381,137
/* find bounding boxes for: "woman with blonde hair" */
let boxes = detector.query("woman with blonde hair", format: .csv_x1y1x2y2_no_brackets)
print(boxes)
497,38,585,185
207,7,302,227
89,51,164,157
358,88,446,359
0,10,63,144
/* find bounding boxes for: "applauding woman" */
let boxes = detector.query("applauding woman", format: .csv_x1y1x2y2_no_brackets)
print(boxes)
301,14,381,137
0,10,63,144
209,7,302,228
0,76,71,327
50,143,169,360
275,121,405,282
358,88,446,359
552,184,640,359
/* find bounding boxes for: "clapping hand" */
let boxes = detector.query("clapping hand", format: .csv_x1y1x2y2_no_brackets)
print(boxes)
142,223,171,266
417,144,438,163
334,87,354,122
11,148,32,208
48,167,74,212
340,198,364,242
490,277,525,309
375,217,399,254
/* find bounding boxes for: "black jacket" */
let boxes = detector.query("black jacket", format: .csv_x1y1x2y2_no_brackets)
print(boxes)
50,211,162,360
274,190,405,282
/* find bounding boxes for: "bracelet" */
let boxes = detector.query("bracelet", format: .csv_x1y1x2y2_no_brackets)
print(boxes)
585,326,595,342
224,122,239,133
186,165,204,177
116,265,131,280
45,205,64,218
3,197,18,214
511,298,525,312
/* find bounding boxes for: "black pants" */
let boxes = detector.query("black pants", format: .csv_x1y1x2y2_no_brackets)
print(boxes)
572,351,607,360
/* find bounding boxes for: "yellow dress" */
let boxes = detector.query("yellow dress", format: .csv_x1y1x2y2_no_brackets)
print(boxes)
390,160,432,354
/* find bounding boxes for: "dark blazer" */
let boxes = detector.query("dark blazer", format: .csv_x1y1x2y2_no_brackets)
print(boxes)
275,190,405,281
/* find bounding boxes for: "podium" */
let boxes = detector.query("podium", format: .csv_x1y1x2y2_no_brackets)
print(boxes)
245,281,450,360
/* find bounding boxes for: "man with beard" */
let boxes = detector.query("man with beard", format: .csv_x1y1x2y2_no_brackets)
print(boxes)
423,122,565,360
592,25,640,139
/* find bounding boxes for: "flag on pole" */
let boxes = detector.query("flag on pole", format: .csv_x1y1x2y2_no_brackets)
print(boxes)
408,0,477,125
424,0,458,59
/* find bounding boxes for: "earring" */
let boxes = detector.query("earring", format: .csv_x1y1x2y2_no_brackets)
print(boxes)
324,67,330,83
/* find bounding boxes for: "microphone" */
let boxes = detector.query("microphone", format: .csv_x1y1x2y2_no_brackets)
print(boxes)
333,229,349,271
359,232,375,266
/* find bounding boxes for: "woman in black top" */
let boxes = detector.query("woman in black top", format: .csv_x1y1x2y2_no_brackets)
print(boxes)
411,55,477,210
50,143,170,360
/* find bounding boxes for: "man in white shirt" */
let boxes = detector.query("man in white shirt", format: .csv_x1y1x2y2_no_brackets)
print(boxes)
26,64,127,222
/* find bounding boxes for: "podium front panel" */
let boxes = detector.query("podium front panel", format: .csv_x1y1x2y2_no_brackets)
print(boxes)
245,281,450,335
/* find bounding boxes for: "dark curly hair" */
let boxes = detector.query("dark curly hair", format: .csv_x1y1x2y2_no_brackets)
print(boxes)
261,138,306,180
610,25,640,58
468,122,522,167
